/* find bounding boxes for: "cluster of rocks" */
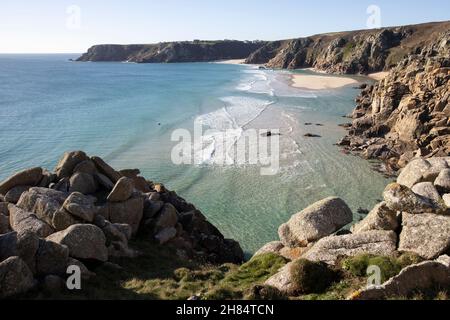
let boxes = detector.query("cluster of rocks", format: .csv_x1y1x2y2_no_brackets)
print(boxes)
257,157,450,299
338,31,449,175
0,151,243,299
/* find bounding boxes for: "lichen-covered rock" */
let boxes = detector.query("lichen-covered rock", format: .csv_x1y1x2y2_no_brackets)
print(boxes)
8,204,54,238
63,192,98,222
4,185,31,204
69,172,97,195
383,183,436,213
264,262,296,294
354,258,450,300
303,231,397,265
411,182,447,211
107,177,134,202
55,151,89,179
399,213,450,259
91,156,122,184
254,241,285,257
17,187,68,227
47,224,108,262
278,197,353,248
35,239,69,276
154,203,178,231
0,167,43,195
0,256,35,298
435,169,450,193
351,202,399,234
104,196,144,235
0,231,40,273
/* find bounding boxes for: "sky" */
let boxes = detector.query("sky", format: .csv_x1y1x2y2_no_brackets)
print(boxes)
0,0,449,53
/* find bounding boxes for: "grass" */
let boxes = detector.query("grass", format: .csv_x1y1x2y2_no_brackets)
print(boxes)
27,241,288,300
342,42,356,61
341,253,423,283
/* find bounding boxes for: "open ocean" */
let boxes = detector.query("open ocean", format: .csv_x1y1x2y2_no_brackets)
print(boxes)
0,54,390,254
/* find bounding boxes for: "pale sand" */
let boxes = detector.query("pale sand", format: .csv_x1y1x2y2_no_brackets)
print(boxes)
291,74,358,90
214,59,246,65
368,71,390,81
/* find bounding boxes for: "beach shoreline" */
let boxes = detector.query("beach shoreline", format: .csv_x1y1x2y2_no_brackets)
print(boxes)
289,72,359,90
213,59,246,65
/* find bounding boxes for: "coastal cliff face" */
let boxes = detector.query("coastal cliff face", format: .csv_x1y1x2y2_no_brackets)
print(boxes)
339,31,450,174
246,21,450,74
77,40,265,63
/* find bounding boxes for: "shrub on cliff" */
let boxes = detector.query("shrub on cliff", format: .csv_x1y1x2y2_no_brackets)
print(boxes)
342,253,423,283
222,253,288,289
290,259,339,294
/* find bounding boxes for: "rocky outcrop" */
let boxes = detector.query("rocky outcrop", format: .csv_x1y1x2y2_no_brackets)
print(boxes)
77,41,265,63
278,197,352,248
339,31,449,173
0,151,244,298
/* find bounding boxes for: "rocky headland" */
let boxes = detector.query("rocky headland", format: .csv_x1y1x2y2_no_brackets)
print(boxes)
76,40,265,63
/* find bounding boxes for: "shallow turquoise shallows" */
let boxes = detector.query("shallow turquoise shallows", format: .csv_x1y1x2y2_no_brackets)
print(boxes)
0,54,390,254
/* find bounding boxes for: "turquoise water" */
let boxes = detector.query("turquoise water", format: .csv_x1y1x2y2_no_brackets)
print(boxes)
0,54,389,254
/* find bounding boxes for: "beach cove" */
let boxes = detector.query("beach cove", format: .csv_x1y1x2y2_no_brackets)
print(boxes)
0,54,390,253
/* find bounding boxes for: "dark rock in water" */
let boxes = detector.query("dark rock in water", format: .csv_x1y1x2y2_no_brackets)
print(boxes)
304,133,321,138
357,208,370,215
359,83,368,89
315,124,324,127
261,131,281,137
304,123,313,126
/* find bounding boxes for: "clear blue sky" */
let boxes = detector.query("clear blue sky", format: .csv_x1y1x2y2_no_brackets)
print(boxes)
1,0,449,53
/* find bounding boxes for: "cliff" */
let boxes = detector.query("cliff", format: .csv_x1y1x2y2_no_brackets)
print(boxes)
76,40,266,63
246,21,450,74
338,31,449,174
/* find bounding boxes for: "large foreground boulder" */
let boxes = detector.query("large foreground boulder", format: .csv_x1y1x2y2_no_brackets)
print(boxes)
278,197,353,248
63,192,98,222
46,224,108,262
399,213,450,259
0,167,43,195
303,231,397,265
17,187,68,227
8,204,54,238
0,256,35,299
354,257,450,300
351,202,399,234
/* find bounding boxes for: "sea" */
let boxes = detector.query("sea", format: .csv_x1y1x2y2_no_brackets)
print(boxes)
0,54,390,254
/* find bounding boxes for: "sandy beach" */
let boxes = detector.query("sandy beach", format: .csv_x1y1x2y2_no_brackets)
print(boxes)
368,71,390,81
214,59,246,65
291,73,358,90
